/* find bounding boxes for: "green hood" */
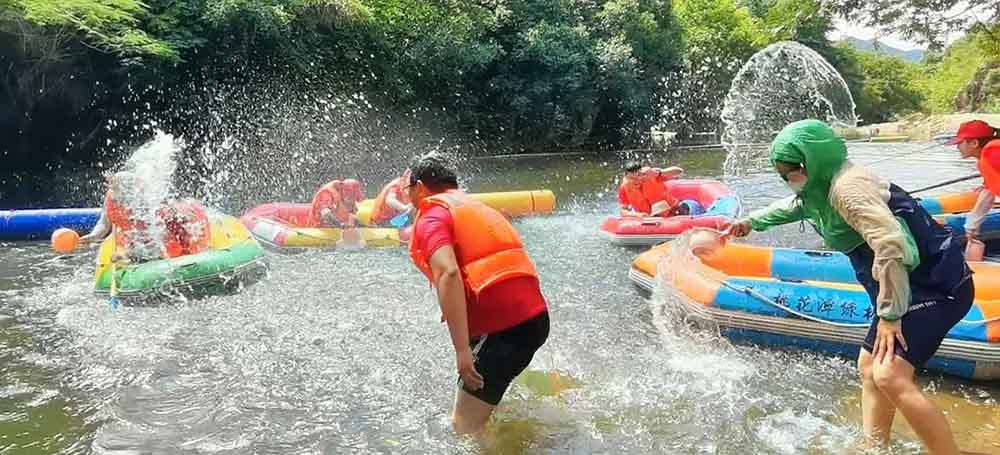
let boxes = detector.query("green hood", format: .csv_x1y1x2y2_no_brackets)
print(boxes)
769,119,865,252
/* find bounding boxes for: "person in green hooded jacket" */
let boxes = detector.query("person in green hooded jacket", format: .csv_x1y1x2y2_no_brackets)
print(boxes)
731,119,972,454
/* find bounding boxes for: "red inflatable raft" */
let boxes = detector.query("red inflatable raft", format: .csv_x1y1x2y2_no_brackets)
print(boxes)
600,179,741,246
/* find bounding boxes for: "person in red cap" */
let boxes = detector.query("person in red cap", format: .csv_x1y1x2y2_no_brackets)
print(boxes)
952,120,1000,254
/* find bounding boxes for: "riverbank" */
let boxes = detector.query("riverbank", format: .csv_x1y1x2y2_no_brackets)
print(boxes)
838,113,1000,142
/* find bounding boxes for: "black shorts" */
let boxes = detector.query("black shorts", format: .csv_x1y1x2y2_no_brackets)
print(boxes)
862,279,974,367
461,311,549,406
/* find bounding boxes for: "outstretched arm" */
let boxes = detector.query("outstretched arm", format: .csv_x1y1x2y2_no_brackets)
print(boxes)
80,208,111,243
964,188,995,239
429,245,483,390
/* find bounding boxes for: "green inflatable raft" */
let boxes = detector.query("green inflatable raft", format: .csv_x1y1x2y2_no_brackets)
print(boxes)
93,210,267,304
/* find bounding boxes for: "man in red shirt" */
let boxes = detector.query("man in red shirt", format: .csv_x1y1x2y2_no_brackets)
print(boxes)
406,153,549,436
617,161,686,217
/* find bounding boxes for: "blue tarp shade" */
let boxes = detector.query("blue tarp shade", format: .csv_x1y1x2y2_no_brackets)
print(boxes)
0,208,101,241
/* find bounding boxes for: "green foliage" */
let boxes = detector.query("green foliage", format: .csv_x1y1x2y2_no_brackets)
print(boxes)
849,48,924,122
663,0,762,134
755,0,830,46
3,0,997,169
916,33,996,113
675,0,759,67
827,0,1000,51
15,0,176,59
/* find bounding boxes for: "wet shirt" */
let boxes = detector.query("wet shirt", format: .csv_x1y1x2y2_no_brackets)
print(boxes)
413,205,547,336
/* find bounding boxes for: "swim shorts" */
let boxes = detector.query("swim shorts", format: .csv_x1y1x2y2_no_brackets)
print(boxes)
861,279,974,367
461,311,550,405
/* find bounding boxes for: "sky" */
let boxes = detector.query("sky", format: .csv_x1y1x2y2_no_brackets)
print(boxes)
828,19,927,50
829,1,990,50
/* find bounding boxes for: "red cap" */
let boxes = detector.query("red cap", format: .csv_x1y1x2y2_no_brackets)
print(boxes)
948,120,996,144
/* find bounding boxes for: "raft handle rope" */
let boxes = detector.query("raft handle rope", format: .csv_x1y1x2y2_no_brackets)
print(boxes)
712,276,1000,327
679,231,1000,327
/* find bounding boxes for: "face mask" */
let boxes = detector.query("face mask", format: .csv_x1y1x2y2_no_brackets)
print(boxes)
784,171,808,193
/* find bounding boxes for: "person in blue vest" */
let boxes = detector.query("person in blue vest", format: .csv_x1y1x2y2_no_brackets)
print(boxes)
731,119,972,454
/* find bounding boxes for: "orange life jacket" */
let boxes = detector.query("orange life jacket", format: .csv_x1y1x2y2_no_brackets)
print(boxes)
371,176,408,225
620,180,650,213
641,176,679,212
158,201,211,258
310,181,352,227
979,139,1000,195
105,190,142,248
409,190,539,295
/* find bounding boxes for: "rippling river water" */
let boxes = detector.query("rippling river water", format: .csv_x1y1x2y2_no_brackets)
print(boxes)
1,143,998,454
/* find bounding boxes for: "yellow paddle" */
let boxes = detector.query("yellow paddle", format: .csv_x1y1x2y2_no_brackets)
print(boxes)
108,239,120,310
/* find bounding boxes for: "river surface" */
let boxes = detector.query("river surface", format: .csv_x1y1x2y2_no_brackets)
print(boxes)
1,144,998,454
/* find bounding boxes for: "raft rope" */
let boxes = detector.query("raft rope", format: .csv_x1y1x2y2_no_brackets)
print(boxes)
711,276,1000,327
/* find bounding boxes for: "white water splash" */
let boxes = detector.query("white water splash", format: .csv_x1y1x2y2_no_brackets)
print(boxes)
109,131,183,260
720,41,857,176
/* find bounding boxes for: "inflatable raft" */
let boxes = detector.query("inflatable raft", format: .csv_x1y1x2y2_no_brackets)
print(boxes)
241,203,404,250
94,210,267,304
243,190,556,251
630,242,1000,380
600,180,741,246
0,208,100,241
920,191,1000,241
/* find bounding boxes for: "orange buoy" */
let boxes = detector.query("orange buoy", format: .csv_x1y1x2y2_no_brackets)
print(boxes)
51,228,80,253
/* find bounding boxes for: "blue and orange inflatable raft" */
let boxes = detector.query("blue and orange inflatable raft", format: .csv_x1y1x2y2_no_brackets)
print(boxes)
920,191,1000,242
631,241,1000,380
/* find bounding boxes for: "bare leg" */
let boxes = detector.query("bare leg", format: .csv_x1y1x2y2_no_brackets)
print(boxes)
452,389,495,436
858,350,897,450
872,355,959,455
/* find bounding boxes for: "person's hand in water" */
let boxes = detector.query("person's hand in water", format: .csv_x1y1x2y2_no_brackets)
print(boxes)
730,218,753,237
456,346,484,390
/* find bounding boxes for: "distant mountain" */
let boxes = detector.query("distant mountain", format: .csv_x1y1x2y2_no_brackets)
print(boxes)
840,37,925,63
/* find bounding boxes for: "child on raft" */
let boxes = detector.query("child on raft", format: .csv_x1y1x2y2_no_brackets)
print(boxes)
310,178,364,228
617,161,697,217
81,172,210,262
370,169,414,226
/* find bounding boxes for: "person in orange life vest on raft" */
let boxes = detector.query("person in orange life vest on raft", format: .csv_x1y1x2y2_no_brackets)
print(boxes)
310,178,364,228
617,161,692,217
80,172,210,261
370,169,414,226
405,152,549,436
951,120,1000,259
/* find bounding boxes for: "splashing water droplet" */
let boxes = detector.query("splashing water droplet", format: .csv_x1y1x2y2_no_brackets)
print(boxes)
720,41,857,177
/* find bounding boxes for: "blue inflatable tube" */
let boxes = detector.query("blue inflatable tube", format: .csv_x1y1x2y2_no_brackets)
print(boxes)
0,208,101,241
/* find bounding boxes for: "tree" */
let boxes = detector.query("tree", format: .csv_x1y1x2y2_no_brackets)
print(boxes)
0,0,175,166
662,0,761,136
849,49,924,122
828,0,1000,51
915,32,997,113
